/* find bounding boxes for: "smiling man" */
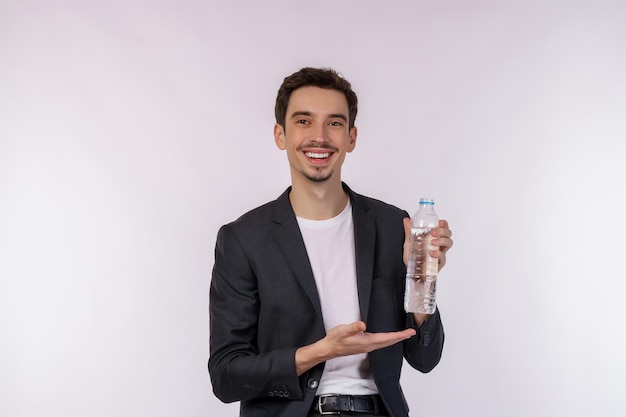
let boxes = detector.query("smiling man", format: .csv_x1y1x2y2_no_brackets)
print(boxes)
209,67,453,417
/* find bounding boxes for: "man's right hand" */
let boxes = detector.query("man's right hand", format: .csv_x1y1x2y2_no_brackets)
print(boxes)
294,321,416,376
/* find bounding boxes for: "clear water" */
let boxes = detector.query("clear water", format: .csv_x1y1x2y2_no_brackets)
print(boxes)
404,227,438,314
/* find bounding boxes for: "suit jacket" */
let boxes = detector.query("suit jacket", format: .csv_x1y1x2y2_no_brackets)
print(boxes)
209,183,444,417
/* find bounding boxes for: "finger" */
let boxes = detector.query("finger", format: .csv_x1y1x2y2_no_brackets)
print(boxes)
366,329,416,348
369,328,416,340
430,246,451,260
430,249,447,270
403,217,411,239
429,249,445,258
432,222,452,238
348,321,367,334
403,218,412,266
399,328,417,338
431,237,453,251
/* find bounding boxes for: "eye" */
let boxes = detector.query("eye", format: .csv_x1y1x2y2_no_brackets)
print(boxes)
329,120,344,127
296,119,309,125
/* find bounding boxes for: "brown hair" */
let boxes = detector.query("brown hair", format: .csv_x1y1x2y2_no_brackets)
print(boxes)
274,67,358,129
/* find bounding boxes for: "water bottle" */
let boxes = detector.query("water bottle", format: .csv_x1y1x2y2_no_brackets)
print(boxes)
404,198,439,314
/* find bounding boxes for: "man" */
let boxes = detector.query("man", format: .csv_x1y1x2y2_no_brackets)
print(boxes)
209,67,453,417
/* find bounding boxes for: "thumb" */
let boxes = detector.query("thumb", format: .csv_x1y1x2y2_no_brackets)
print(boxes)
403,217,411,239
348,321,367,334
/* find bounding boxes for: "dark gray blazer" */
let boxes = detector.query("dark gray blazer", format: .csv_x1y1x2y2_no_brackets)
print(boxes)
209,183,444,417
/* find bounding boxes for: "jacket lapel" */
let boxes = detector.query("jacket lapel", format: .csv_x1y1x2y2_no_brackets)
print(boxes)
272,187,324,319
345,184,376,324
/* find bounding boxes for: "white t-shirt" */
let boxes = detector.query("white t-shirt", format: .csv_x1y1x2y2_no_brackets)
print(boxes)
297,201,378,395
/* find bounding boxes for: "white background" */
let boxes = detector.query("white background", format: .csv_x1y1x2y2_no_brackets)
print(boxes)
1,1,625,416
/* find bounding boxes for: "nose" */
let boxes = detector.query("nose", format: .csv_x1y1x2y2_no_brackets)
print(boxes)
309,123,327,143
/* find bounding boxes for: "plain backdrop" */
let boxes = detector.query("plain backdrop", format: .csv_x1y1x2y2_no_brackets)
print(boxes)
1,1,625,416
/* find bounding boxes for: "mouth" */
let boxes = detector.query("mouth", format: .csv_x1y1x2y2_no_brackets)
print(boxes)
303,150,333,164
305,151,331,159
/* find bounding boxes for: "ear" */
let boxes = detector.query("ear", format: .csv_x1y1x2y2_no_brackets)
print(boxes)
347,126,358,153
274,123,286,150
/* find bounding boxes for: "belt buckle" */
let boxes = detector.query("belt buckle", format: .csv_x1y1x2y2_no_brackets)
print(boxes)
317,393,341,415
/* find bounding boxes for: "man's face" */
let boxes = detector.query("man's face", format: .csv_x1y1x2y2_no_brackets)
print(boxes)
274,86,357,185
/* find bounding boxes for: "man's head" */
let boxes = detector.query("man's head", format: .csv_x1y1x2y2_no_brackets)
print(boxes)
275,67,358,130
273,68,359,187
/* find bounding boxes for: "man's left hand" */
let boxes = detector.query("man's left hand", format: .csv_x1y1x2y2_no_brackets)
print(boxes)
403,218,454,271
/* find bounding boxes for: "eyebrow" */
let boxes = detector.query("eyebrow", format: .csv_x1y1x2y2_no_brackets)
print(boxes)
289,111,348,122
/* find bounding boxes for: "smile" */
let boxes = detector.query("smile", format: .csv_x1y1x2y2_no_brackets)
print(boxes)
304,152,331,159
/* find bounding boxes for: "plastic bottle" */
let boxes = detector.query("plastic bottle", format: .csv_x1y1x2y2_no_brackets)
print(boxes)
404,198,439,314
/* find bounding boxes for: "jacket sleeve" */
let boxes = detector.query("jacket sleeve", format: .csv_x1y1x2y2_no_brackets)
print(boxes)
208,224,304,403
403,308,445,373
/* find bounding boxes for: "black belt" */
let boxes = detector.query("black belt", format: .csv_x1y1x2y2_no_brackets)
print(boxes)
313,394,384,415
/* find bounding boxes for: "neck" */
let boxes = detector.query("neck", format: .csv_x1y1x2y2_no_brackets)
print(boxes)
289,178,348,220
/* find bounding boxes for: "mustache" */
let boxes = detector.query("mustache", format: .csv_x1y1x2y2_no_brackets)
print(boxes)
296,143,338,152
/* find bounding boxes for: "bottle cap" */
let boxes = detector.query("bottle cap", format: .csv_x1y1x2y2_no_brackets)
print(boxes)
419,198,435,205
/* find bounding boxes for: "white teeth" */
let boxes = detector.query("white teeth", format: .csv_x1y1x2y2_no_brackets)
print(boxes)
305,152,330,159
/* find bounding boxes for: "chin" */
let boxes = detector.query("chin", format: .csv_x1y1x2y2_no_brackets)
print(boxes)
307,176,331,183
304,171,334,183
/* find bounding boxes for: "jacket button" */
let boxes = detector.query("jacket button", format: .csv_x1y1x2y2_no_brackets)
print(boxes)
268,391,275,397
284,391,291,398
307,379,318,389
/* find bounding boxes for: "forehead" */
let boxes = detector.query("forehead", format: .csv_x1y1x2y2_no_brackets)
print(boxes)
287,86,349,116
